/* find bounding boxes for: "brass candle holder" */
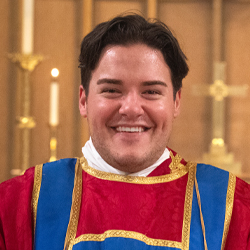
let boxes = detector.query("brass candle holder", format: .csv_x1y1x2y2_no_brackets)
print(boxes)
9,53,43,175
49,125,58,162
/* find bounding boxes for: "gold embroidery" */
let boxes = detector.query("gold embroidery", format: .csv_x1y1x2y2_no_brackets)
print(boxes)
221,173,236,250
70,230,182,249
169,152,183,173
64,158,83,250
182,162,196,250
194,177,208,250
32,164,43,235
65,156,194,249
81,157,189,184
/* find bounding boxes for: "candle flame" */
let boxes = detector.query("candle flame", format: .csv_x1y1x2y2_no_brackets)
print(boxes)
51,68,59,77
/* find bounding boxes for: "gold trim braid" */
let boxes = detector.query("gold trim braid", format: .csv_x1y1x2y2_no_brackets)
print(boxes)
32,164,43,234
72,230,182,249
80,157,189,184
221,173,236,250
182,162,196,250
64,158,83,250
194,177,208,250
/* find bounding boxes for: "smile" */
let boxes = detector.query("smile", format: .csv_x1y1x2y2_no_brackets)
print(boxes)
116,126,146,133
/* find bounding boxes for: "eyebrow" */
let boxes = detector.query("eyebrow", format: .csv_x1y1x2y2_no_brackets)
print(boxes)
142,81,167,87
97,78,122,85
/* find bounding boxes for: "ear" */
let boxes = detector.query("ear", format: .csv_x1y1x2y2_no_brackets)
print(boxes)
173,89,181,118
79,85,87,117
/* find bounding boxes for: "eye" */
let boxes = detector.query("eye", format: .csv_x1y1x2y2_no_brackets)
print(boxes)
144,90,160,95
142,89,162,100
104,89,118,93
102,88,120,94
100,88,122,98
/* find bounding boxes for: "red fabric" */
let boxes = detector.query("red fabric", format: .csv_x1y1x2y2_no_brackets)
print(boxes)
224,177,250,250
0,156,250,249
148,149,187,177
76,169,188,242
148,157,172,176
0,167,35,250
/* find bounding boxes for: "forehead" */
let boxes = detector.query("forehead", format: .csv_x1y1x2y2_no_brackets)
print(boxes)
99,43,165,63
93,43,171,80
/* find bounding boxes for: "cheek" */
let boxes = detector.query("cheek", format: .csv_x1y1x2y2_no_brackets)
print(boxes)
88,97,109,114
88,99,117,124
151,103,176,129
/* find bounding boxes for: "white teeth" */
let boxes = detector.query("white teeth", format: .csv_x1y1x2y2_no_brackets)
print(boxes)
116,126,145,132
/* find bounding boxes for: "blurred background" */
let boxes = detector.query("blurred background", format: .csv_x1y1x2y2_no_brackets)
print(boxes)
1,0,250,182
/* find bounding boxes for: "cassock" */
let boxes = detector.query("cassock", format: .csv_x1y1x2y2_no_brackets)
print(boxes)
0,150,250,250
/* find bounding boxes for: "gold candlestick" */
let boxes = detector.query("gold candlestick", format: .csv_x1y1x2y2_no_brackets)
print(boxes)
49,125,58,162
9,53,43,175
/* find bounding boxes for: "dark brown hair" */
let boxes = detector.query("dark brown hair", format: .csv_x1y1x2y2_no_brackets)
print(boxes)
79,14,189,97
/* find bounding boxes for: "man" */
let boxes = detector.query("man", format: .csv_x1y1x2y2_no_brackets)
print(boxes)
0,14,250,250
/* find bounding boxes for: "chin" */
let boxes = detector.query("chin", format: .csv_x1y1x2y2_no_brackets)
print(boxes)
112,152,153,172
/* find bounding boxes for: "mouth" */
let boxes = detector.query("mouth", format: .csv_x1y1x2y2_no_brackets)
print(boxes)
114,126,149,133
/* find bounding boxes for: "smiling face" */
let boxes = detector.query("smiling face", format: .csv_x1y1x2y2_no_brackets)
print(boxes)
79,44,181,173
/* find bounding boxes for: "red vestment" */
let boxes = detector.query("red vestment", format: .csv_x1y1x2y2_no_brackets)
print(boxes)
0,153,250,250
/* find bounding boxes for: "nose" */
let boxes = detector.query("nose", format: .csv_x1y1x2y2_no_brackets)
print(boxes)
119,92,144,118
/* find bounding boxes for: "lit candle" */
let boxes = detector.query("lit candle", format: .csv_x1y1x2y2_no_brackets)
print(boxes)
22,0,34,54
50,68,59,126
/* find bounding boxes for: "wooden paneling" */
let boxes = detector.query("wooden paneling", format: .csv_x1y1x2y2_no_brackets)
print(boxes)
0,0,250,182
160,1,212,161
225,3,250,175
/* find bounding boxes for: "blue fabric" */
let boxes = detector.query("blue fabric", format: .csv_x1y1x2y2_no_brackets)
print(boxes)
189,164,229,250
72,237,181,250
35,158,77,250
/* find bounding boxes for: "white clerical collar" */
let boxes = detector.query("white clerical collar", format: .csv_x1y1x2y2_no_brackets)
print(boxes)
82,137,170,177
